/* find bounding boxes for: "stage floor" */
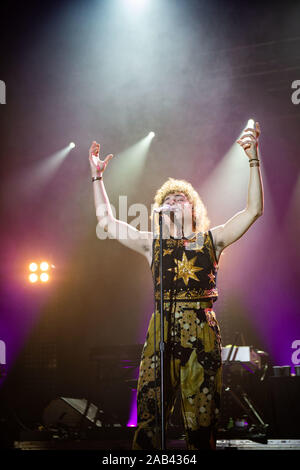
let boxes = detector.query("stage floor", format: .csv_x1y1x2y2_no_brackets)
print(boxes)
13,438,300,451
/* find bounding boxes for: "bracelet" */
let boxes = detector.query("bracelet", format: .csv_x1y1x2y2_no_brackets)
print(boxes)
92,175,103,182
250,162,260,167
249,158,260,162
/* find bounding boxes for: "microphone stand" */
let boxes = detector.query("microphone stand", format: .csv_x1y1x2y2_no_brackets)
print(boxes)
155,206,180,449
158,211,166,450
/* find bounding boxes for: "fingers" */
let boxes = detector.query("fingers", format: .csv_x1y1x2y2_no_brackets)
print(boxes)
237,140,252,150
89,143,114,165
255,121,261,137
236,121,261,154
239,133,256,141
89,141,100,157
237,124,259,147
104,153,114,163
238,139,255,149
237,134,255,146
237,135,253,149
243,129,258,141
243,121,260,137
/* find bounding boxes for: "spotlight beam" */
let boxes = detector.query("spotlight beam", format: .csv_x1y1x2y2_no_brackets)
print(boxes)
109,133,155,193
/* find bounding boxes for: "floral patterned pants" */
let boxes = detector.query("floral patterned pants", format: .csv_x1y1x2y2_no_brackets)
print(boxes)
132,301,222,450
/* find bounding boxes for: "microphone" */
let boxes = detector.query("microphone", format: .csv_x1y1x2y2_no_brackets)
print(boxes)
153,204,180,213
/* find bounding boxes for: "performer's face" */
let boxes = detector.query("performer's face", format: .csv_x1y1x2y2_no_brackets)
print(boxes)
163,192,190,209
162,192,194,228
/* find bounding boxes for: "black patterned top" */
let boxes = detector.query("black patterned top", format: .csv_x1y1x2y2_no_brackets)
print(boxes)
151,230,219,303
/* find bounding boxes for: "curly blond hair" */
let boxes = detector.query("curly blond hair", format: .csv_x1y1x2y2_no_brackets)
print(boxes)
150,177,210,234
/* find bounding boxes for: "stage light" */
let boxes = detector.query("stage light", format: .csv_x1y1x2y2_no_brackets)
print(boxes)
126,0,149,8
40,262,49,271
29,262,38,272
40,273,49,283
27,260,53,284
69,142,76,149
148,131,155,138
29,273,38,283
240,118,255,143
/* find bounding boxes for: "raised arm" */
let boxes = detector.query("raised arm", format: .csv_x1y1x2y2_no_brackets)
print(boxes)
210,121,264,257
89,141,153,260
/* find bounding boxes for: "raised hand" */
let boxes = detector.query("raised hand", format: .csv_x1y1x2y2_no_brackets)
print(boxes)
237,122,260,160
89,141,113,175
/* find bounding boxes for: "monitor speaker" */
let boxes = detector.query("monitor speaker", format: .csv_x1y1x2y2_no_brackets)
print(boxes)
43,397,113,429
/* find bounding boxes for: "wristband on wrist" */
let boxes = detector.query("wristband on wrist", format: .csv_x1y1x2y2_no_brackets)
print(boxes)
250,161,260,167
92,175,103,182
249,157,260,168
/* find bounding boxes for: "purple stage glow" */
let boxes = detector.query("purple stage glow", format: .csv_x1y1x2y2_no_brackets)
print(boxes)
127,389,137,427
0,281,52,385
0,241,56,387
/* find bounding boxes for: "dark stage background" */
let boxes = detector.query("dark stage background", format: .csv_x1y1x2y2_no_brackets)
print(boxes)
0,0,299,444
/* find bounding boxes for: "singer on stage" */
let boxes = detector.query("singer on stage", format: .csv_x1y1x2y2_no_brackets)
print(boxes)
89,122,264,450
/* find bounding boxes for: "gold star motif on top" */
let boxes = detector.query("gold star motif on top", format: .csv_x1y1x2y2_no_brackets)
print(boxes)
163,248,173,256
168,252,203,286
